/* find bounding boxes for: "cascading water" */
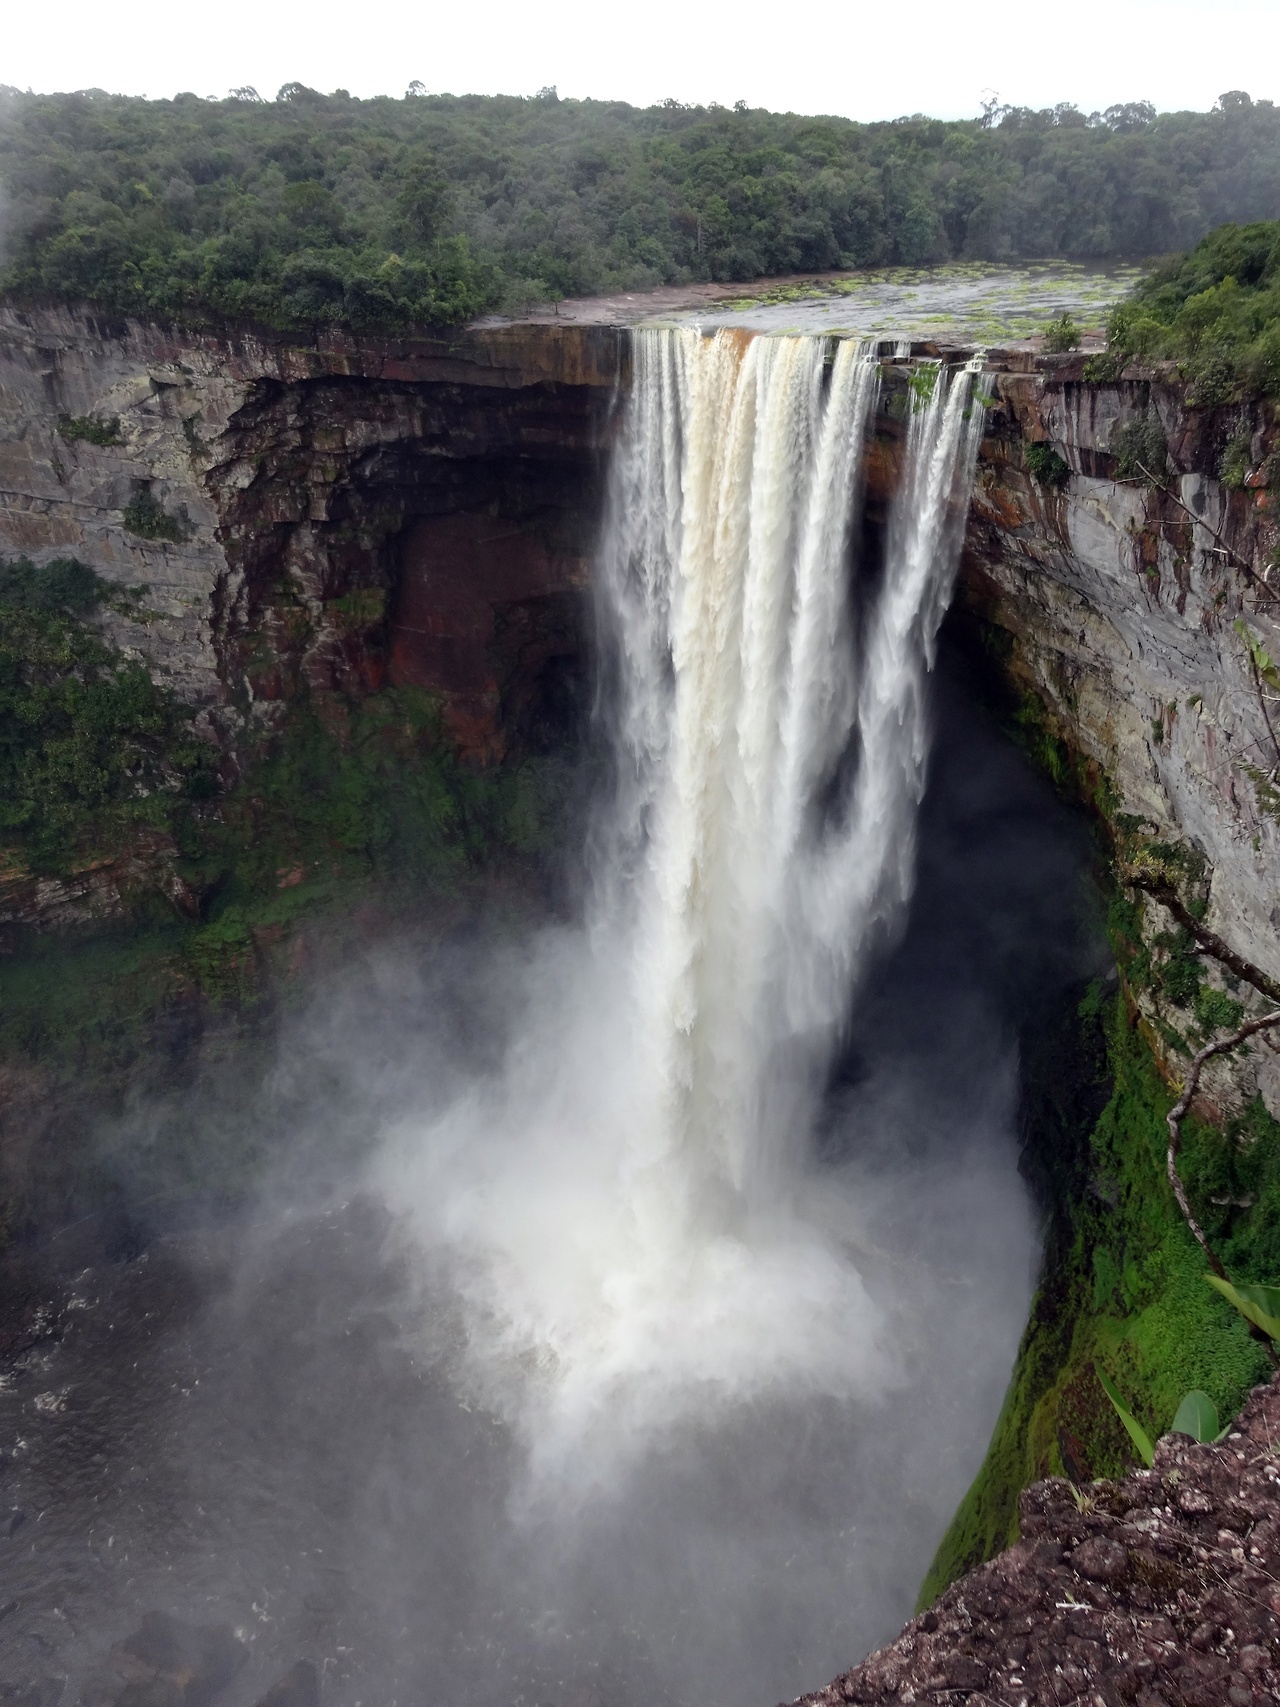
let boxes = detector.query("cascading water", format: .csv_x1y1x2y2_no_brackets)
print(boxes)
2,324,1081,1707
387,329,989,1468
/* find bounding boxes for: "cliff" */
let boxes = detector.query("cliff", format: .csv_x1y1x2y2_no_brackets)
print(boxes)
0,303,622,755
3,304,1280,1654
965,359,1280,1116
922,358,1280,1602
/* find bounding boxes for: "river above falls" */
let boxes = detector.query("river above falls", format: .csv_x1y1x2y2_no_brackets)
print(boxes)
477,260,1142,347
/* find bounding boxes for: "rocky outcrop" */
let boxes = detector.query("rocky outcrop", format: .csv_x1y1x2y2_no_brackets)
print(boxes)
789,1371,1280,1707
80,1610,248,1707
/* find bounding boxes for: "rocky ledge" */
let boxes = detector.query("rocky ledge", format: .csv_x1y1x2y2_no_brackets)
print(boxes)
790,1373,1280,1707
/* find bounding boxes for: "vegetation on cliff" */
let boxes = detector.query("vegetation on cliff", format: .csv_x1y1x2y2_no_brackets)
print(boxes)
921,978,1278,1602
920,668,1280,1609
1108,218,1280,401
0,555,214,871
0,556,568,1229
1,84,1279,329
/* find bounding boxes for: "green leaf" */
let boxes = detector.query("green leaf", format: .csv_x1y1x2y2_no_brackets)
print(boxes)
1170,1389,1219,1443
1096,1365,1155,1467
1206,1274,1280,1340
1235,620,1280,693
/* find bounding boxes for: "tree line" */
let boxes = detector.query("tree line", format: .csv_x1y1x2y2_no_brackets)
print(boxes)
0,83,1278,331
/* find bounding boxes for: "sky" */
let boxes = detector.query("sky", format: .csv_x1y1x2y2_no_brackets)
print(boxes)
3,0,1278,122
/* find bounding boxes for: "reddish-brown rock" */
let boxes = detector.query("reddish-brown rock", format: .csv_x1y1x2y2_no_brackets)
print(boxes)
785,1374,1280,1707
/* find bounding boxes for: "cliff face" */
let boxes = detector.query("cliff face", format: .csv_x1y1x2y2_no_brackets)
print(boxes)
962,361,1280,1117
0,304,623,760
7,308,1273,1023
4,307,1278,1133
5,307,1280,1633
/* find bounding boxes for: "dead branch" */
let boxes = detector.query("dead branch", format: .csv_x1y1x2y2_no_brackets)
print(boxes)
1133,461,1262,582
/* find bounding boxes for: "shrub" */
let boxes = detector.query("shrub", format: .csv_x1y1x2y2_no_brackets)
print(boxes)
1110,414,1169,482
1042,311,1081,352
0,556,213,870
1218,427,1254,488
1083,351,1124,383
1025,442,1071,487
56,414,122,447
122,485,195,544
0,555,107,615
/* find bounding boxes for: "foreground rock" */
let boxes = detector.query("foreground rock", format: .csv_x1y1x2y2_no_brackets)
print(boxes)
789,1374,1280,1707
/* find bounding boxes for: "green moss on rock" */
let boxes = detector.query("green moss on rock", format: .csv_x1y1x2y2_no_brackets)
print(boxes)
919,988,1276,1606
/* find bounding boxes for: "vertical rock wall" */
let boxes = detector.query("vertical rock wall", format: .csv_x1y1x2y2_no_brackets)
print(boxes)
0,305,623,757
960,360,1280,1114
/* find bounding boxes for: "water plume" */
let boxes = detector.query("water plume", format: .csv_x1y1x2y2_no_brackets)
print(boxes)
381,329,988,1481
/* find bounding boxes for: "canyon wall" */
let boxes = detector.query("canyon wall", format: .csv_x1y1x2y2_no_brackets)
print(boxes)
963,356,1280,1116
0,305,623,933
0,304,622,751
6,306,1280,1114
5,308,1280,1597
3,307,1277,1093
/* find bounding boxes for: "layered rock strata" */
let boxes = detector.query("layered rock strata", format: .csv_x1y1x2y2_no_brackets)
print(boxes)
963,356,1280,1115
0,304,622,754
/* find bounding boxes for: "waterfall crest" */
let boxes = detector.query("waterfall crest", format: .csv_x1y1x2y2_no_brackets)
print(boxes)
387,328,987,1463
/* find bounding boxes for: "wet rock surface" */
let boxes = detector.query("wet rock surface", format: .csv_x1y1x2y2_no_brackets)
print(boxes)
960,366,1280,1117
788,1372,1280,1707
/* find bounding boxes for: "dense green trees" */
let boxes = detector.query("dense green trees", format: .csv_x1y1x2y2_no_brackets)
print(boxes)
1108,219,1280,401
1,83,1279,332
0,558,213,869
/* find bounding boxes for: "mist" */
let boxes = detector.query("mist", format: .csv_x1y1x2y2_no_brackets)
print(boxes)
0,333,1105,1706
0,645,1098,1706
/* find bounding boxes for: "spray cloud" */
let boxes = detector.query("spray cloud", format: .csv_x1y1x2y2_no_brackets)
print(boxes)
378,330,989,1483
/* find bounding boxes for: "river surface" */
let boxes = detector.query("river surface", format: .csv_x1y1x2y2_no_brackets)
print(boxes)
483,261,1141,346
0,658,1100,1707
661,262,1139,341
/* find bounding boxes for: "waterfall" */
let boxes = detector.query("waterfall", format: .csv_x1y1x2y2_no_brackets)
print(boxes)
598,329,986,1209
386,328,987,1465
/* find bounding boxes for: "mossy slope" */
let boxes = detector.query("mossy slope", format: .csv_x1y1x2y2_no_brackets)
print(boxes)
920,983,1278,1605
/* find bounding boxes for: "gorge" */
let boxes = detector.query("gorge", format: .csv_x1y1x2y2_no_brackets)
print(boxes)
1,283,1280,1705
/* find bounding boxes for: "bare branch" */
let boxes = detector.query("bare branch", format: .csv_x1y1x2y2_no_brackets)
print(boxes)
1134,461,1261,579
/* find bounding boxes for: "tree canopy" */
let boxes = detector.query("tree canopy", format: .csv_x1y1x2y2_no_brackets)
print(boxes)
1108,219,1280,401
1,83,1279,332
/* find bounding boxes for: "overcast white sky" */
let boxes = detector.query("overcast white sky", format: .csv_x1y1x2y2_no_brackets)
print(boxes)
4,0,1277,122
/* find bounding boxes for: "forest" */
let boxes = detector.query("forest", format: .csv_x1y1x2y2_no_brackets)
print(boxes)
0,83,1279,331
1108,217,1280,401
